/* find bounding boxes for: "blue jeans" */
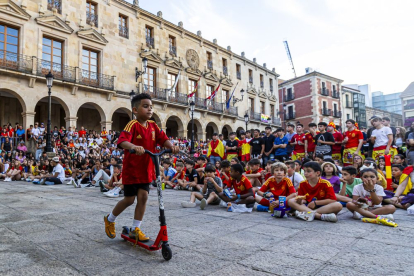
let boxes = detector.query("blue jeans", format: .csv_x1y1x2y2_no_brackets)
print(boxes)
262,154,275,165
210,155,221,165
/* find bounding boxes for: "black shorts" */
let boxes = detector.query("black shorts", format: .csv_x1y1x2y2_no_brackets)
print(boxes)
124,183,150,197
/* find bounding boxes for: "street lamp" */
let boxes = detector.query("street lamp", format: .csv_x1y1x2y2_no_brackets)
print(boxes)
129,90,136,120
283,103,287,128
135,57,148,82
244,112,249,132
190,101,195,154
45,71,54,153
233,88,245,106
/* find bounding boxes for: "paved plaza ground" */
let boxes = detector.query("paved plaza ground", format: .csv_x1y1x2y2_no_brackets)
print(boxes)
1,181,414,276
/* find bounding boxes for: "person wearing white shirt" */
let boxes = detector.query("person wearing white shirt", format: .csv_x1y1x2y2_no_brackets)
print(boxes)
31,123,40,139
95,134,103,145
370,117,394,160
39,157,65,185
286,161,304,190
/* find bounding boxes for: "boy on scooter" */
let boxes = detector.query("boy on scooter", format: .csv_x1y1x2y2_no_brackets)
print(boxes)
104,93,179,242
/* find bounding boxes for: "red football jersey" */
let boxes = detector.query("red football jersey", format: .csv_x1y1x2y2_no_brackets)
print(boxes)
117,120,169,184
78,130,87,137
227,175,253,195
332,132,343,154
297,178,337,202
344,129,364,149
291,133,307,153
259,177,296,198
173,170,186,180
220,171,231,187
305,132,318,152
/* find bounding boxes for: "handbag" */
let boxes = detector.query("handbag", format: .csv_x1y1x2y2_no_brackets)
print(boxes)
315,134,331,155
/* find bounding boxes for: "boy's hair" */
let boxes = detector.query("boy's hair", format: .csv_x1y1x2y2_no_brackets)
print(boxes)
205,164,216,173
162,159,171,166
296,123,303,128
318,122,327,127
276,128,284,132
371,117,382,122
197,156,207,162
231,157,240,164
231,164,244,175
345,119,356,125
314,153,324,160
265,126,272,130
176,162,184,168
186,159,195,166
308,123,317,127
220,160,231,168
293,160,302,166
248,158,261,166
113,164,122,170
246,130,251,134
342,166,357,175
360,168,378,178
266,160,276,165
287,123,295,128
383,117,390,122
271,162,288,174
395,154,405,160
391,164,404,171
254,129,260,133
303,161,322,173
285,161,296,170
131,93,152,108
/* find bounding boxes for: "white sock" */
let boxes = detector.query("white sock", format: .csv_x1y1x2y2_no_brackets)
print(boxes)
108,212,117,222
132,219,142,229
321,214,326,221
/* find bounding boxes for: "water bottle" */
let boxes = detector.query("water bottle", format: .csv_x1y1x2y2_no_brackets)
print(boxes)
279,196,286,209
269,195,275,213
224,188,232,198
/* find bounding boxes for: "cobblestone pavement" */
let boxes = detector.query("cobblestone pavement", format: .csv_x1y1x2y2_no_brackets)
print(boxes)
1,181,414,276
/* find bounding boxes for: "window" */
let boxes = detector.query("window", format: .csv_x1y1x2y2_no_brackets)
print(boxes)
41,37,63,74
188,79,197,98
333,103,337,112
167,73,178,93
347,114,350,120
260,74,264,88
86,1,98,27
288,106,294,118
248,69,253,83
207,51,212,69
236,64,241,80
206,85,214,102
286,88,293,100
119,14,128,38
145,25,154,48
81,48,99,84
269,79,273,92
222,58,227,75
48,0,62,14
169,35,176,56
143,67,156,91
0,24,19,55
323,101,327,109
249,98,255,112
260,101,265,114
222,89,229,104
270,104,275,118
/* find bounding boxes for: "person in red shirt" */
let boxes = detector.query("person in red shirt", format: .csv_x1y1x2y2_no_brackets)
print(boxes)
327,122,343,161
342,119,364,166
305,123,318,159
255,162,297,207
245,158,264,188
290,124,307,161
288,161,343,222
78,127,87,139
3,160,23,181
218,163,255,206
101,127,108,140
165,162,186,189
104,93,179,242
219,160,231,187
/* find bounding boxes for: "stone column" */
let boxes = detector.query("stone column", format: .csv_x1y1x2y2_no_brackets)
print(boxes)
65,116,78,129
100,121,113,131
178,124,187,138
21,111,36,130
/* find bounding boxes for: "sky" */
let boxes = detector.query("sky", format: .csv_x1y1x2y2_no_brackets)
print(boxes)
129,0,414,94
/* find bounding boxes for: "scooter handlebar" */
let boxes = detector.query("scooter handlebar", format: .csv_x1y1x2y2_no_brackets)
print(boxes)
128,149,172,156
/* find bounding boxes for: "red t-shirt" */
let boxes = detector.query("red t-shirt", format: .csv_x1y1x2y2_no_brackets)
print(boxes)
264,172,272,181
259,177,296,198
246,168,264,184
332,132,343,154
101,131,107,139
173,170,186,180
220,171,231,187
344,129,363,149
117,120,169,184
305,132,319,152
298,178,336,202
78,130,87,138
291,133,306,153
227,175,253,195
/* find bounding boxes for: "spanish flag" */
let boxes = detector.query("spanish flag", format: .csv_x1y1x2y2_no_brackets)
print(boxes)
400,166,414,195
384,154,392,191
241,139,251,161
207,139,225,159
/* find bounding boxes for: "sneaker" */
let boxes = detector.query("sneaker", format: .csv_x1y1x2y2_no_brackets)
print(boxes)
181,201,196,208
200,198,207,210
104,214,116,239
71,179,78,188
353,212,362,220
102,188,109,193
21,178,25,181
32,179,40,184
185,185,190,190
165,184,173,189
77,179,81,186
65,178,73,185
379,214,394,221
129,227,150,242
84,183,94,188
173,185,179,190
39,179,46,185
99,181,106,192
296,211,316,222
321,213,338,223
26,179,32,182
105,187,120,198
188,187,193,191
4,177,11,182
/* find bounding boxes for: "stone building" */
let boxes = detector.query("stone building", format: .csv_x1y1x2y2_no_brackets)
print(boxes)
0,0,280,141
400,82,414,127
365,107,403,127
278,71,343,128
341,85,367,129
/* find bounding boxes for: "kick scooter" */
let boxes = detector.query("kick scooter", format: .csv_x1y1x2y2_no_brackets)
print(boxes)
121,149,173,261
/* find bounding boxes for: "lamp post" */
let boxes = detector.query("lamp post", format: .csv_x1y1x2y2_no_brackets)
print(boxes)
232,88,245,106
283,103,287,128
129,90,136,120
45,71,54,153
190,101,195,154
135,57,148,82
244,113,249,132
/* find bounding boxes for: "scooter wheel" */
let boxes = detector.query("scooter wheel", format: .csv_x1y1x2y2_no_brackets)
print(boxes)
161,244,172,261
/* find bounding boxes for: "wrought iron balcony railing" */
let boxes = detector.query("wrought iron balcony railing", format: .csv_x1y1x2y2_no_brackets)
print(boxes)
236,71,241,80
345,101,353,108
249,77,253,83
79,69,114,90
223,66,228,76
47,0,62,14
321,88,329,96
143,86,166,100
207,60,213,69
250,111,261,121
168,91,188,105
0,51,32,74
322,108,331,116
285,112,296,120
270,85,273,92
37,59,76,83
260,81,264,88
169,45,176,56
146,36,154,48
333,110,341,118
194,97,208,110
285,94,294,101
119,26,129,38
224,106,238,116
207,101,223,113
332,91,340,98
86,12,98,27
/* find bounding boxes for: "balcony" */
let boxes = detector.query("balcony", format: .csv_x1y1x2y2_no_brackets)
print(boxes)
146,36,154,48
169,45,176,56
194,97,208,110
250,111,261,121
285,112,296,120
143,86,166,100
224,106,238,116
0,52,32,74
404,103,414,110
333,110,341,118
236,71,241,80
208,101,224,113
270,85,273,92
322,108,331,116
345,101,353,108
321,88,329,96
285,94,294,102
223,66,228,76
168,91,188,105
86,12,98,27
249,77,253,84
119,26,129,39
207,60,213,70
260,81,264,88
37,59,76,83
79,69,114,90
271,116,281,125
47,0,62,14
332,91,340,98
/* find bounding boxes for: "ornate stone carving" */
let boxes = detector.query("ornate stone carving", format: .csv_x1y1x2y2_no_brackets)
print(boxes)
186,49,199,70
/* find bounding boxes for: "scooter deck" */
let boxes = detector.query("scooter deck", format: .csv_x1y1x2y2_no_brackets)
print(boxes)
121,227,161,251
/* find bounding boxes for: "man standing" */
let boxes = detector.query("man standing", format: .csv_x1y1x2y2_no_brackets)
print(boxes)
290,124,306,161
225,132,239,161
207,133,224,164
249,129,265,161
305,123,318,159
314,122,335,159
371,117,395,162
273,128,289,162
262,126,275,165
219,133,227,159
285,124,296,158
342,119,364,166
239,131,250,162
327,122,343,161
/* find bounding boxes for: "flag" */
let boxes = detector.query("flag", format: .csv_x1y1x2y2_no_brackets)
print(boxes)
207,84,221,101
226,82,239,109
187,76,201,98
400,166,414,194
169,70,181,93
384,154,392,191
207,139,224,158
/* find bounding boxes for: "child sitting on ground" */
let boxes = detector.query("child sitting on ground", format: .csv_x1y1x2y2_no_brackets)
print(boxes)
286,161,304,190
176,159,199,191
219,160,231,188
245,158,263,188
321,162,341,193
165,162,186,189
288,161,342,222
263,160,276,182
389,166,414,209
337,166,362,204
346,168,395,221
255,162,297,208
161,159,177,183
218,164,255,207
181,164,223,209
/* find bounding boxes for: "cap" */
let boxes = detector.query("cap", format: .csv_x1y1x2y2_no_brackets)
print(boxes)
52,157,60,162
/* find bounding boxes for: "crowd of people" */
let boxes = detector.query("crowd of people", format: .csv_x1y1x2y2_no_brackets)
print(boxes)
2,94,414,239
